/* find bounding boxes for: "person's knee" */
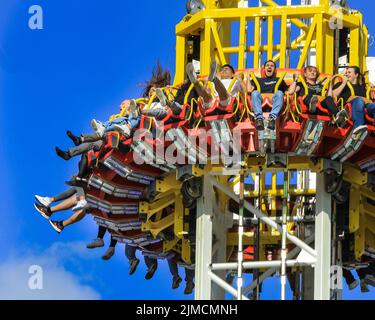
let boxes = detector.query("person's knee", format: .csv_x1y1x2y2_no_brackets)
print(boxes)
252,90,261,98
353,98,365,111
220,96,232,107
274,90,284,99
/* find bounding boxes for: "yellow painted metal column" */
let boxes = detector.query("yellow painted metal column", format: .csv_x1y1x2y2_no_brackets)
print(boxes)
174,35,186,84
239,15,247,69
280,15,287,68
323,16,334,74
315,13,324,71
201,18,214,75
254,16,261,68
267,16,274,61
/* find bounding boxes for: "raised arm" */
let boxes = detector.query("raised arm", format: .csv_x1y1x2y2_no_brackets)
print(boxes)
246,72,255,93
288,74,301,95
332,77,348,99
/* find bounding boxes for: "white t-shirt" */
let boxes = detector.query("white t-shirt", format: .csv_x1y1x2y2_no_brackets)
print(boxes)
212,78,242,97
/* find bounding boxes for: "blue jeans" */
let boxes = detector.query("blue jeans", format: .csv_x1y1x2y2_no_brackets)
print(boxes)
251,90,284,120
351,97,375,128
103,116,140,132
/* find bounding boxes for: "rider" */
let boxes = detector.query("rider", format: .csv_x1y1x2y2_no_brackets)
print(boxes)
247,60,289,130
288,65,348,126
333,66,375,133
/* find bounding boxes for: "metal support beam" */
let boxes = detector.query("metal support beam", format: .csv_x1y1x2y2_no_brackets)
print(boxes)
314,170,332,300
195,174,226,300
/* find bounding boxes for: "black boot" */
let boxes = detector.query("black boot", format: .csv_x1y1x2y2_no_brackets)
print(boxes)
268,118,276,130
256,118,264,131
55,147,71,160
66,130,82,146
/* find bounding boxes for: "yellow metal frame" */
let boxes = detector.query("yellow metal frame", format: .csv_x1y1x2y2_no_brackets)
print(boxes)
174,0,368,84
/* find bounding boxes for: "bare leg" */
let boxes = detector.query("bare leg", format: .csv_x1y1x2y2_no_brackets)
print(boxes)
50,195,77,213
62,210,86,227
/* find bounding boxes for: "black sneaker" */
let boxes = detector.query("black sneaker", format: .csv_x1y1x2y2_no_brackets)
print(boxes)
145,263,157,280
129,258,140,275
268,118,276,130
34,202,52,220
184,281,195,294
66,130,81,146
49,220,64,233
256,118,264,131
334,109,349,128
172,276,182,289
208,61,218,82
55,147,71,160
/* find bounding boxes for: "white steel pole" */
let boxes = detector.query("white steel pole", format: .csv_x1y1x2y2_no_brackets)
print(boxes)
280,170,289,300
314,170,332,300
195,174,214,300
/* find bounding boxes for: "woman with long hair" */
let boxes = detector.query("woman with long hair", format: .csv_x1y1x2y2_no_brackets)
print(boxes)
333,66,375,133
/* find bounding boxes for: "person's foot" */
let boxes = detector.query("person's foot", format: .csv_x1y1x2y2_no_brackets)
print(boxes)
225,272,235,285
55,147,71,160
186,63,197,84
129,100,140,118
360,280,370,293
65,176,88,188
155,88,168,107
86,238,105,249
66,130,81,146
49,220,64,233
208,61,219,82
145,263,157,280
91,119,106,136
348,279,359,290
102,247,115,260
129,258,140,275
255,118,264,131
184,281,195,294
113,124,131,137
268,118,276,130
364,274,375,287
308,95,319,113
34,195,52,207
353,124,368,135
334,109,348,127
34,202,52,220
72,199,89,211
172,275,182,289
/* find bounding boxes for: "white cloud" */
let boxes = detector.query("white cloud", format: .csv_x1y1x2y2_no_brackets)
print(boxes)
0,241,101,300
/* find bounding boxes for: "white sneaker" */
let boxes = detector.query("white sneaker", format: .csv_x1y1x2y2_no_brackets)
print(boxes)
155,88,168,107
91,119,106,136
113,124,131,137
35,195,52,207
186,63,197,84
72,199,88,211
129,100,140,118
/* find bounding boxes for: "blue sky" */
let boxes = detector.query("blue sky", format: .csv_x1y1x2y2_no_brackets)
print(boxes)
0,0,374,300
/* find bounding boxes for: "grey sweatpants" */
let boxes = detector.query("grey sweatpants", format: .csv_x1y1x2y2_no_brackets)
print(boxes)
68,140,103,158
53,187,85,202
